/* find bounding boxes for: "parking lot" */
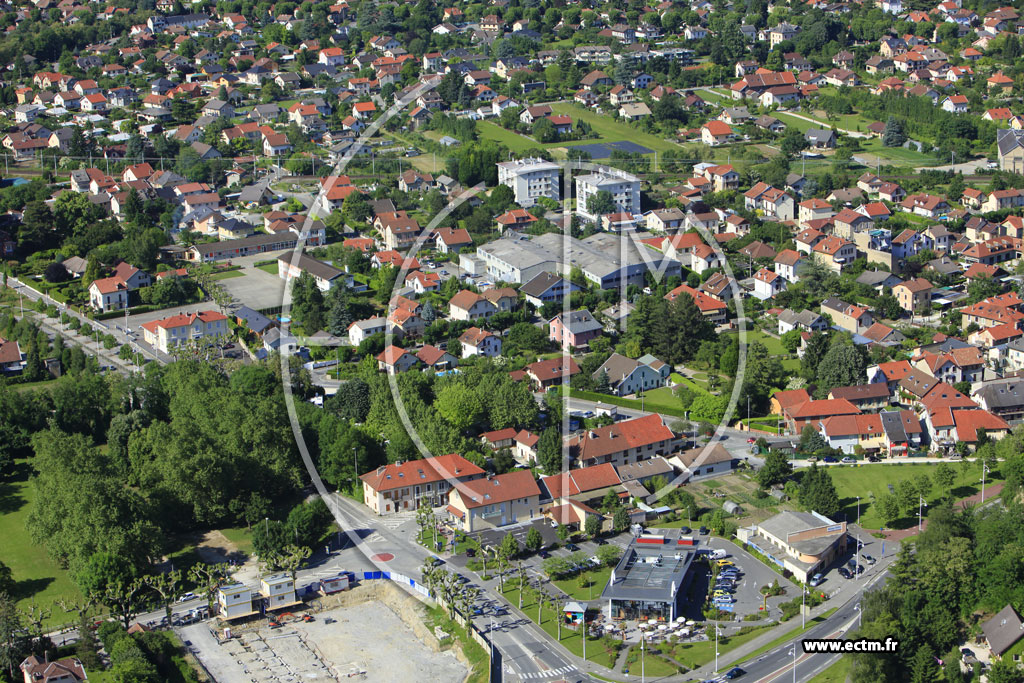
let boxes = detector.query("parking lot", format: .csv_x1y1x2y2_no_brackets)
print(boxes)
214,253,291,312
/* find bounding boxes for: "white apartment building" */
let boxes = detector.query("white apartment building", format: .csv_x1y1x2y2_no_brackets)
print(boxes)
497,158,561,208
575,168,641,222
140,310,228,353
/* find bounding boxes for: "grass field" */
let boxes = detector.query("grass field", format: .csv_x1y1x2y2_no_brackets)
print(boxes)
809,654,851,682
825,460,1000,530
256,262,279,275
0,461,83,627
623,643,680,677
739,608,838,664
209,270,245,280
552,567,612,602
655,623,774,670
499,583,619,668
478,121,548,154
549,102,684,154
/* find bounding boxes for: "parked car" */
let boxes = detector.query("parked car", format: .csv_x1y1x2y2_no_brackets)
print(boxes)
589,555,601,567
679,526,692,534
838,567,852,579
699,526,709,535
823,455,839,463
566,543,580,552
429,556,444,567
538,550,550,559
178,592,196,603
465,547,476,557
841,456,857,464
596,538,608,546
809,573,824,587
863,554,876,565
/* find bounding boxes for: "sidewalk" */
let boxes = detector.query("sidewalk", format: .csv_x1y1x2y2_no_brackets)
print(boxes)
474,532,899,682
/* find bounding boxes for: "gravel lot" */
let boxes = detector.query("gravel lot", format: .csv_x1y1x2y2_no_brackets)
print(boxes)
181,600,467,683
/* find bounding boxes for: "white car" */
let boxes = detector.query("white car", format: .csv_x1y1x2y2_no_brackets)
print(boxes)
590,555,601,567
178,592,196,603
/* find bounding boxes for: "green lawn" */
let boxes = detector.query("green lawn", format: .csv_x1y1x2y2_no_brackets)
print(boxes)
622,643,680,677
552,567,612,602
549,102,684,154
655,624,774,670
217,526,256,555
638,386,689,413
0,461,83,628
739,608,838,664
809,654,852,682
499,584,619,669
12,378,59,392
209,270,245,280
723,329,800,373
825,460,1000,530
773,112,818,134
256,262,279,275
478,121,545,154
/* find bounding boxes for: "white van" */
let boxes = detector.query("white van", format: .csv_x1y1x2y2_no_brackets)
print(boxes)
709,549,728,560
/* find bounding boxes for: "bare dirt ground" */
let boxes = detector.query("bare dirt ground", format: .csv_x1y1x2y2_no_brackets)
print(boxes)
182,583,469,683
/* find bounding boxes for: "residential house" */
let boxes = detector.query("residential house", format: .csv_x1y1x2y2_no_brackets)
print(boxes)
376,345,420,374
549,309,603,351
893,278,933,313
567,413,676,468
594,353,670,396
447,470,542,532
141,310,227,353
361,453,486,514
449,290,498,321
821,297,873,334
460,326,502,357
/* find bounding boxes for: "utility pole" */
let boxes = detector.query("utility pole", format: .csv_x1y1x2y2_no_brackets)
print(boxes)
801,585,806,628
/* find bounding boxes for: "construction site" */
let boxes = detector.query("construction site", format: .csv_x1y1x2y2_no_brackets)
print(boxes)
180,582,470,682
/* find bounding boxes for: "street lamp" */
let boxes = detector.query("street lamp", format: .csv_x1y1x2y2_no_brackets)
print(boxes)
918,495,927,531
801,585,807,628
981,462,989,503
789,646,797,683
856,496,860,526
854,602,862,629
641,631,645,683
714,624,720,674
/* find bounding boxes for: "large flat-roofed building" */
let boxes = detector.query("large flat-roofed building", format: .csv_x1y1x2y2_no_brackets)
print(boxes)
497,157,561,207
576,168,641,222
476,232,679,289
736,510,847,582
601,533,697,622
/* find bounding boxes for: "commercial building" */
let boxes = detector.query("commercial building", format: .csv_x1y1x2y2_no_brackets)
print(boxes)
736,511,848,583
475,232,679,289
260,573,300,611
575,168,641,222
601,533,697,621
497,157,561,207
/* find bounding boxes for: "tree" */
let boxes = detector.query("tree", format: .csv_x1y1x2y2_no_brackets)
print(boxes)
556,523,570,543
876,493,901,526
895,479,920,516
798,464,840,518
18,201,55,250
586,190,616,217
499,532,521,561
816,341,868,395
757,450,793,488
584,514,601,539
882,116,906,148
988,659,1024,683
875,294,903,320
933,462,956,497
613,507,629,533
0,593,28,682
525,527,543,553
798,426,827,454
436,383,484,431
538,427,562,474
596,544,622,567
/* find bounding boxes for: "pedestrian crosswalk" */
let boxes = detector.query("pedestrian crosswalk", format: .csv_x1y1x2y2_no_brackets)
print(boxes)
517,665,578,679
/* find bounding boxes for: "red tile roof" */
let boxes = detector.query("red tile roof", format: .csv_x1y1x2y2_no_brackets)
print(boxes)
360,453,484,492
569,413,673,462
456,469,541,507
